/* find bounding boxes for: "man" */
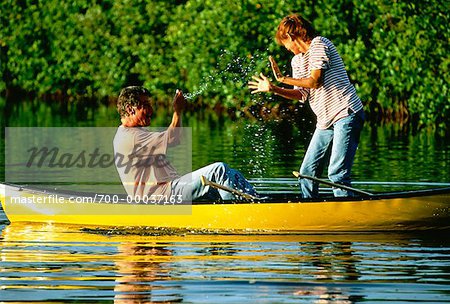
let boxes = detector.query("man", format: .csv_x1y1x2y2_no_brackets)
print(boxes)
113,86,257,202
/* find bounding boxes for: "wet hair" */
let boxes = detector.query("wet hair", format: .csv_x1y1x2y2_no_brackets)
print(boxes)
117,86,150,117
275,14,317,45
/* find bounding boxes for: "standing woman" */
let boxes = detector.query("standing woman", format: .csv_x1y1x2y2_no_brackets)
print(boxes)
249,14,365,198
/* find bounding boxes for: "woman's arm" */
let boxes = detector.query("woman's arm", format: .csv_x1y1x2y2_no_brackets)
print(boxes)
280,69,323,89
270,83,309,101
270,56,323,89
248,73,309,102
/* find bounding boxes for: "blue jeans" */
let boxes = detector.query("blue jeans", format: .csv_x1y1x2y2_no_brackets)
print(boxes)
299,110,364,198
171,162,257,202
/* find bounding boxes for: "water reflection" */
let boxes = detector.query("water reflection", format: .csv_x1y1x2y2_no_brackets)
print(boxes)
292,286,361,303
299,242,360,282
114,243,179,303
197,242,239,256
0,223,449,302
2,94,450,303
280,242,362,303
1,97,449,183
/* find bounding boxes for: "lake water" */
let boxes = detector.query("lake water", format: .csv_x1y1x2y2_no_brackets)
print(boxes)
1,99,450,302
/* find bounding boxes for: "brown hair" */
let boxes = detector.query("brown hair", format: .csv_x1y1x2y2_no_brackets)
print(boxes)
275,14,317,45
117,86,150,117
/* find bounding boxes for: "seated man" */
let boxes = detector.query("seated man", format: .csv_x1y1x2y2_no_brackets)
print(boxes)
113,86,257,202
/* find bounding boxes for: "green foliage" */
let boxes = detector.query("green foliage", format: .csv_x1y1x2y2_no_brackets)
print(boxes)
0,0,448,128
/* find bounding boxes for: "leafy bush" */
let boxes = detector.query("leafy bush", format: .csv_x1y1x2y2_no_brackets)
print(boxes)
0,0,448,128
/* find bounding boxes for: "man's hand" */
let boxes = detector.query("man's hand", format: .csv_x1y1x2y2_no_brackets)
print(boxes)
269,56,285,82
248,73,273,94
173,89,186,113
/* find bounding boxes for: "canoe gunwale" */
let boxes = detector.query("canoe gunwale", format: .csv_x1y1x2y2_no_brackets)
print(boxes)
2,182,450,205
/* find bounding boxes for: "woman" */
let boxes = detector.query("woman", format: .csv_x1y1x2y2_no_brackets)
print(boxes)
249,14,364,198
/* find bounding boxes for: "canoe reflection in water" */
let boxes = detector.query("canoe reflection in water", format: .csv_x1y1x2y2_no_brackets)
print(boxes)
114,244,180,303
305,242,360,281
1,223,448,303
290,242,364,303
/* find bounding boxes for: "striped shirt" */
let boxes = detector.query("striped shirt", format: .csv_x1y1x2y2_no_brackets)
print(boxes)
291,36,363,129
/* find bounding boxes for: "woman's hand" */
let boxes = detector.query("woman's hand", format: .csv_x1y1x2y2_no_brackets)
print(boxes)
248,73,273,94
269,56,285,82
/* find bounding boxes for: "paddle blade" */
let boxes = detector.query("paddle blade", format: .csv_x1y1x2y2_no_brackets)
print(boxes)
200,175,208,186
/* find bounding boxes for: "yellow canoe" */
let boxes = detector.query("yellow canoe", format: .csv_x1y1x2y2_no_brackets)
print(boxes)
1,183,450,232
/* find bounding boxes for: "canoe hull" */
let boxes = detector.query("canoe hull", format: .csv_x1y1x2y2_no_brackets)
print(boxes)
1,184,449,232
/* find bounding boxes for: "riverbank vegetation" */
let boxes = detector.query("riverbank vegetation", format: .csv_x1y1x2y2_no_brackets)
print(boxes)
1,0,448,129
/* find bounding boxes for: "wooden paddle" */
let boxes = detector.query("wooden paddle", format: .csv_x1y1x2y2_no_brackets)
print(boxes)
292,171,374,197
200,175,259,201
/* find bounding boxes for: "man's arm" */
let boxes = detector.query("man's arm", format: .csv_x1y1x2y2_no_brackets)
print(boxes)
168,89,185,145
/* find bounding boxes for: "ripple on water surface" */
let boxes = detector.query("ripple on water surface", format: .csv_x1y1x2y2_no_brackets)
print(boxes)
0,222,449,302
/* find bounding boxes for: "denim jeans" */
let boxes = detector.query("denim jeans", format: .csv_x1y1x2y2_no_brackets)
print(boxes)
171,162,257,202
299,110,364,198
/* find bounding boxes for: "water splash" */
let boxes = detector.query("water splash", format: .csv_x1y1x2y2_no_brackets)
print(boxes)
183,74,215,100
234,122,279,177
182,49,270,104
